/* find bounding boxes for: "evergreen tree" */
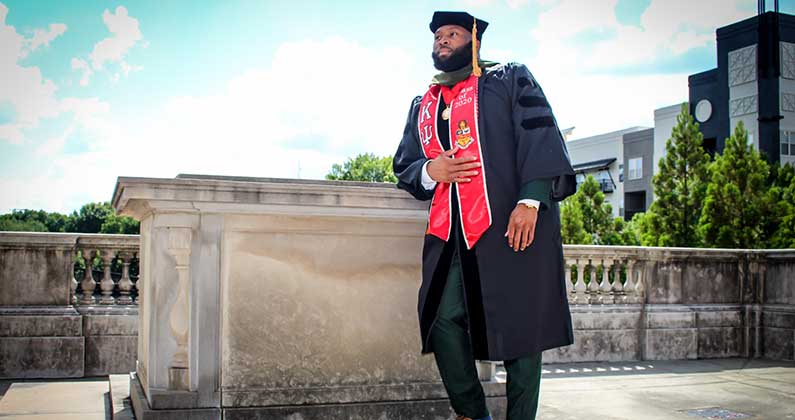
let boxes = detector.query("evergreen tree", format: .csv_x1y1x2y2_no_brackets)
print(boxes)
615,216,641,246
630,211,662,246
560,195,591,244
566,175,629,245
642,104,710,247
766,163,795,248
326,153,398,183
699,121,770,248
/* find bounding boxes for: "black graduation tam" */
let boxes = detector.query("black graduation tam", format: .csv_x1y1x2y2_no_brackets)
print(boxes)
429,11,488,40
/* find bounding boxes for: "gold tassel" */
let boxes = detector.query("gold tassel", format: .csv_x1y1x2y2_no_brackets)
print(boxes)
472,17,481,77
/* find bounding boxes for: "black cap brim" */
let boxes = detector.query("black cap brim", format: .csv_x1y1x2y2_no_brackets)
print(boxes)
430,11,488,40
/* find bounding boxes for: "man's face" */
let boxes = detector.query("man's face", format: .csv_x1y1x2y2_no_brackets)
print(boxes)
433,24,472,60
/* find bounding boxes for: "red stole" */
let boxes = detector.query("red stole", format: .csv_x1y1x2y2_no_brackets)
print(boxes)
417,75,492,249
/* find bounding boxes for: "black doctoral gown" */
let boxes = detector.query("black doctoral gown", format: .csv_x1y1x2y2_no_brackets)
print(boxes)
393,62,577,361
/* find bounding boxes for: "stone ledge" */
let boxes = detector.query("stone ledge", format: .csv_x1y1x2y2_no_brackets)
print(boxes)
81,311,138,336
223,397,507,420
0,313,82,337
0,232,78,249
221,381,504,408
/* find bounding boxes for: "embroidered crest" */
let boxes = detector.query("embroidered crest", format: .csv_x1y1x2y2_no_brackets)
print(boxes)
455,119,474,148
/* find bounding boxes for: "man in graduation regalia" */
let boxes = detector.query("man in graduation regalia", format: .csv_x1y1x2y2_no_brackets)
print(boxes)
393,11,577,420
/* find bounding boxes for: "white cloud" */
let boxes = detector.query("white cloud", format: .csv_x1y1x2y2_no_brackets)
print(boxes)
512,0,757,138
1,36,428,213
119,36,422,178
70,57,92,86
529,65,689,138
24,23,67,55
70,5,143,86
0,3,63,144
530,0,754,71
89,6,142,70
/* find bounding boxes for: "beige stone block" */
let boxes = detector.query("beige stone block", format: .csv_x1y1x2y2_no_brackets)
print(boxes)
219,214,436,405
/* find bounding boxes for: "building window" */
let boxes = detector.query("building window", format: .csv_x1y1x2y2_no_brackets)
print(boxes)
628,157,643,180
782,130,792,156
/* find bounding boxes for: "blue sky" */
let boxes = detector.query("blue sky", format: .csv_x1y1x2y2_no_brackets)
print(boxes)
0,0,791,213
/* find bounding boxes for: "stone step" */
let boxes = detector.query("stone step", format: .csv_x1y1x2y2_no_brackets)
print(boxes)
0,378,110,419
109,374,135,420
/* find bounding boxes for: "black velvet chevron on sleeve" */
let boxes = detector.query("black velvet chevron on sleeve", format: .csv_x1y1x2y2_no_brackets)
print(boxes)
509,63,576,202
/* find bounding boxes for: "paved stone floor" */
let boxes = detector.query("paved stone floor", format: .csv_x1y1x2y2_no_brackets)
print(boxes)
0,359,792,419
0,378,109,419
510,358,795,420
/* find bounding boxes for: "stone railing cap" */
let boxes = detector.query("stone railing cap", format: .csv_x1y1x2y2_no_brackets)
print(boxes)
0,231,79,249
112,175,428,220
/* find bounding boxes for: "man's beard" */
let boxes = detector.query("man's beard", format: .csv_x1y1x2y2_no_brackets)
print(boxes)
432,41,473,72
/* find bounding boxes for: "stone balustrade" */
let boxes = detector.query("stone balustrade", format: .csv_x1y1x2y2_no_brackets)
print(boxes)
0,232,140,379
105,174,794,420
1,174,793,419
74,234,140,306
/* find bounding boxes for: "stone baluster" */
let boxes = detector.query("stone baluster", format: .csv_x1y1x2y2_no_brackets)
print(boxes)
167,227,192,390
564,259,574,301
587,261,599,304
117,251,134,305
574,259,587,305
135,271,142,306
633,260,645,304
80,248,97,305
624,260,636,303
99,249,117,305
598,258,614,304
612,258,624,303
70,261,79,305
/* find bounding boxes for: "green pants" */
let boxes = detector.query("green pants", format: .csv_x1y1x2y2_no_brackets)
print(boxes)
430,249,543,420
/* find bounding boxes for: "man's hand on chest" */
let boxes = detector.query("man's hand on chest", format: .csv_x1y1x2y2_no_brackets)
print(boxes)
425,145,482,184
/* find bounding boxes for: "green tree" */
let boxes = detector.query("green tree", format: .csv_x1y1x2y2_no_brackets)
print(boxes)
100,213,140,234
764,163,795,248
560,195,591,244
628,211,661,246
0,215,48,232
615,216,640,246
45,212,69,232
326,153,398,183
699,121,770,248
562,175,630,245
577,175,621,244
65,202,116,234
642,104,710,247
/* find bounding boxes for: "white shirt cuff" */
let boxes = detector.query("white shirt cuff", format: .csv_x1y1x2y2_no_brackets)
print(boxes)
518,199,540,209
421,160,437,190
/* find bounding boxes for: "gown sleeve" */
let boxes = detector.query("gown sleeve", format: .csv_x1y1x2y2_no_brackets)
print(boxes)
519,178,553,210
508,63,577,202
393,96,436,201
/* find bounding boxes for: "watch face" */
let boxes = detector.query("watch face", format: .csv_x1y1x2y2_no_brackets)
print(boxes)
695,99,712,123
